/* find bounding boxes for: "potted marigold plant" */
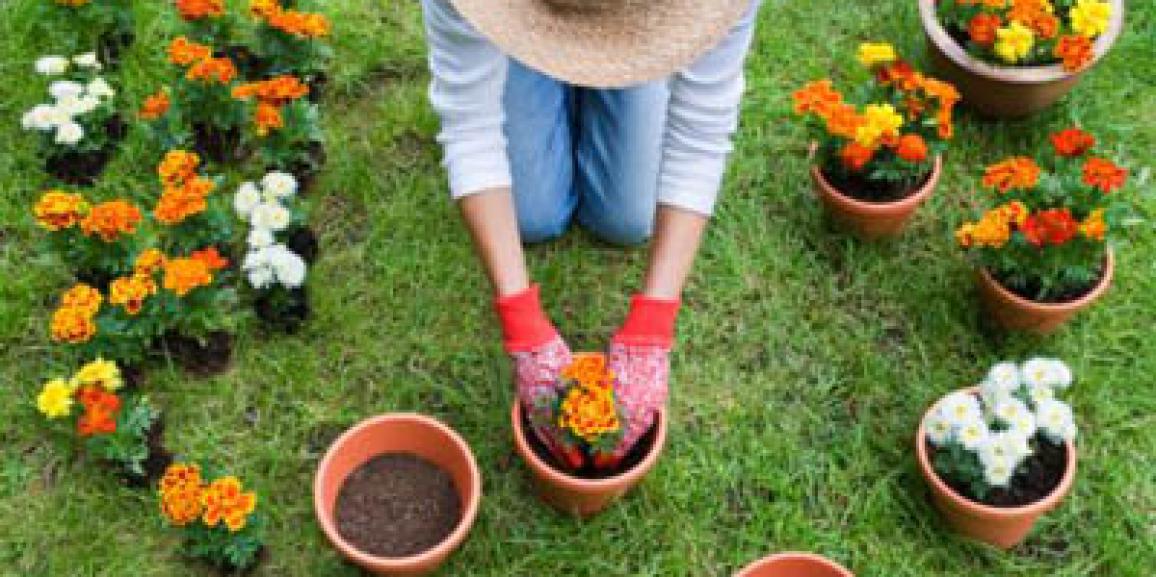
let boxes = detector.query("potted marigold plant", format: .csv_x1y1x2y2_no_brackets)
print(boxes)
33,189,144,285
36,0,134,65
511,353,668,517
917,358,1079,548
794,42,958,239
249,0,333,98
921,0,1125,117
232,75,326,188
22,54,125,185
36,357,172,487
152,149,235,254
159,37,246,163
158,463,266,574
235,172,313,331
957,127,1126,334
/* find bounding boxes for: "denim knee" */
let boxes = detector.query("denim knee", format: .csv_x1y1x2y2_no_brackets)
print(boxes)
581,209,654,246
518,209,571,244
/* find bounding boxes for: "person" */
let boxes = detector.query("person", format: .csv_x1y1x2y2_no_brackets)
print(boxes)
421,0,761,465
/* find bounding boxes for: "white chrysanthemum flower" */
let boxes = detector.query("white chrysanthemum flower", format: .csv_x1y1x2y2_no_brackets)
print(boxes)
985,361,1021,393
983,454,1015,488
925,409,954,446
57,95,101,117
250,202,292,232
1021,358,1054,388
267,244,307,288
956,417,990,451
234,182,262,220
242,250,274,289
21,104,63,131
1036,399,1077,444
939,391,983,427
993,430,1033,462
35,56,70,76
1027,383,1054,407
73,52,102,69
1009,411,1037,439
1047,359,1073,389
55,121,84,145
261,171,298,200
49,80,85,101
993,397,1031,428
247,266,275,290
247,228,275,249
86,77,115,100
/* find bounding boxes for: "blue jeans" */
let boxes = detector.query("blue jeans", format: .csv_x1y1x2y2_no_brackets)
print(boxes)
503,59,671,246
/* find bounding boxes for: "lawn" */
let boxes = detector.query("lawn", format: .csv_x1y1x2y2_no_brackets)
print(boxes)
1,1,1155,576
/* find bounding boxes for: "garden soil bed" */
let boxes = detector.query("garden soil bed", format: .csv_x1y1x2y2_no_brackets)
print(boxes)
335,453,461,558
821,167,933,204
121,418,173,489
286,226,319,264
46,149,111,186
160,331,234,376
929,439,1067,507
255,287,311,332
193,123,247,164
523,409,658,480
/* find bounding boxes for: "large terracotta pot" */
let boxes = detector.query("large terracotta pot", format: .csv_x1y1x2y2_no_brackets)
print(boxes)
314,414,482,576
736,553,854,577
976,248,1114,335
916,388,1078,549
512,401,667,518
919,0,1125,118
811,156,942,240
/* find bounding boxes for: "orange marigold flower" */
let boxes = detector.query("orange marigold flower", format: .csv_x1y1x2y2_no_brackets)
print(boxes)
558,382,620,443
109,274,157,316
233,75,309,105
175,0,224,20
160,462,204,494
792,80,842,118
1080,208,1107,241
824,103,865,140
968,13,1002,46
79,200,142,242
191,247,229,271
155,188,209,226
254,101,284,136
1082,157,1127,193
1028,12,1060,39
61,284,103,316
135,248,168,277
250,0,281,19
876,61,922,91
839,142,875,171
267,9,330,38
168,36,213,66
896,134,929,163
1054,35,1095,72
140,89,171,121
163,257,214,296
983,157,1041,192
1050,128,1096,157
34,190,89,231
51,306,98,344
158,150,201,187
159,463,206,526
201,476,258,532
1022,208,1079,247
55,0,93,6
77,405,118,437
187,56,237,84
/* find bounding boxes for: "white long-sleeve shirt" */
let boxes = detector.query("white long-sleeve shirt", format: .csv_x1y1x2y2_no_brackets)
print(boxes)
422,0,759,216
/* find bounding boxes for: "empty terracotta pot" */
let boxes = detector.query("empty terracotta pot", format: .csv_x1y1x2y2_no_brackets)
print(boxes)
736,553,854,577
919,0,1125,118
314,413,482,576
811,155,942,240
916,388,1078,549
511,401,667,518
976,249,1114,335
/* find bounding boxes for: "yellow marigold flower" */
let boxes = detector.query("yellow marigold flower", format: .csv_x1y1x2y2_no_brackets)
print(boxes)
995,22,1035,63
134,248,168,277
854,103,904,148
558,383,620,443
34,190,89,231
109,274,157,316
1070,0,1112,37
72,357,123,391
1080,208,1107,240
61,284,103,316
37,378,76,419
857,42,897,67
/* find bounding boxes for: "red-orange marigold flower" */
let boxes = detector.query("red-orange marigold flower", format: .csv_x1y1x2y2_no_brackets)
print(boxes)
175,0,224,20
1055,35,1095,72
1082,157,1127,193
982,157,1041,192
140,89,171,121
792,80,842,119
191,247,229,271
1050,128,1096,157
968,13,1002,46
896,134,929,163
254,101,284,136
79,200,142,242
840,142,875,171
1022,208,1079,247
186,56,237,84
168,36,212,66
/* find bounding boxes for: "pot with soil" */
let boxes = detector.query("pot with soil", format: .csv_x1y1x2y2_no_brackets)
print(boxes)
512,400,668,518
736,553,854,577
255,286,311,332
159,331,234,376
811,154,942,240
916,387,1078,549
314,413,481,576
918,0,1125,118
976,249,1114,335
192,123,247,164
120,417,174,489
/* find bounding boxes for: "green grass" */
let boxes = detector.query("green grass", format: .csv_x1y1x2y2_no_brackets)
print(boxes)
2,1,1155,576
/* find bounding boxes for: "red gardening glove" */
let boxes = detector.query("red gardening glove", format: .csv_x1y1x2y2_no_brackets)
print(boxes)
496,285,583,470
603,294,680,468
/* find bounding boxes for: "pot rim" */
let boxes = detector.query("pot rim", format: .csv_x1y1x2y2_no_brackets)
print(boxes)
916,387,1077,519
919,0,1126,84
978,247,1115,312
735,552,854,577
511,401,668,493
312,412,482,570
811,154,943,211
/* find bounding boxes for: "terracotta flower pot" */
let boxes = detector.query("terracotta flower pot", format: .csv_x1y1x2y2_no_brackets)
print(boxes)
976,248,1114,335
511,401,667,518
811,156,942,240
916,387,1078,549
736,553,854,577
919,0,1125,118
314,414,482,576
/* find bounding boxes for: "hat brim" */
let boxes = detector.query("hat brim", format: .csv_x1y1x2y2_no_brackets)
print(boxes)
449,0,752,88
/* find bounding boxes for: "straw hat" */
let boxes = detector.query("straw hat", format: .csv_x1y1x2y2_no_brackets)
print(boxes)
449,0,752,88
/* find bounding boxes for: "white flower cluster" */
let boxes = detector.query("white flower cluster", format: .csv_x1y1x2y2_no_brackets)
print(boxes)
925,358,1077,489
235,172,307,290
21,54,113,146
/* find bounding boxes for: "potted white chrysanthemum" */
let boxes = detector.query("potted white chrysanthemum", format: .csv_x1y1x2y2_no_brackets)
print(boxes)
22,53,126,185
916,358,1078,549
235,172,314,331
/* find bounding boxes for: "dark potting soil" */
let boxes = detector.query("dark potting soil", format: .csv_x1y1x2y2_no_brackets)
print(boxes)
46,149,111,186
522,408,658,480
930,440,1068,508
335,453,462,559
97,30,135,66
121,418,173,489
270,142,327,195
219,45,273,79
254,287,311,332
992,259,1107,304
286,226,319,264
192,123,247,164
307,72,329,103
160,331,234,376
821,167,932,204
